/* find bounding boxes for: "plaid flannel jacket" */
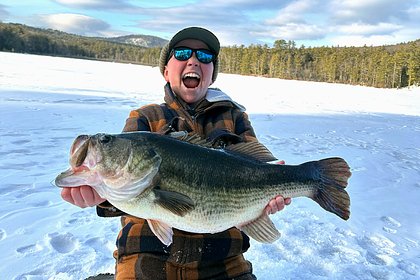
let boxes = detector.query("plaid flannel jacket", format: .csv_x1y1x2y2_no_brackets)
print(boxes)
98,83,259,264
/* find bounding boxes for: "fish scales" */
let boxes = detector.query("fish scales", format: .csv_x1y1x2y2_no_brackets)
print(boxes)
55,132,351,245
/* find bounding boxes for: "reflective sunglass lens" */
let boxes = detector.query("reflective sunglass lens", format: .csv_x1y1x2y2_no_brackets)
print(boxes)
174,49,192,61
173,48,214,64
196,51,214,63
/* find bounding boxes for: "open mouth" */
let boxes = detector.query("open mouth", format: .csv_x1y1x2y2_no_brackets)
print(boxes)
182,72,201,88
69,135,98,171
69,135,90,168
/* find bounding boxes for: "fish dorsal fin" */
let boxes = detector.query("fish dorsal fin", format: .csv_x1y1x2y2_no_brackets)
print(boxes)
167,131,213,148
147,219,173,246
240,213,281,243
225,141,278,162
169,131,277,162
153,188,195,216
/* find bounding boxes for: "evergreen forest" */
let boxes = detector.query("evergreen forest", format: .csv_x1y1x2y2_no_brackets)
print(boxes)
1,22,419,88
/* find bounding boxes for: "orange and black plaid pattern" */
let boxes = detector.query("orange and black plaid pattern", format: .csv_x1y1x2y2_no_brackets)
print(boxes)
98,84,260,279
114,217,256,279
122,84,257,144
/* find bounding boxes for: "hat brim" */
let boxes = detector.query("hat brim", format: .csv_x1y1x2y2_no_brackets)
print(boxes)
168,27,220,55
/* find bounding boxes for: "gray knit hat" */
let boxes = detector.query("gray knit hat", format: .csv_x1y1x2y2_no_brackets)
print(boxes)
159,27,220,82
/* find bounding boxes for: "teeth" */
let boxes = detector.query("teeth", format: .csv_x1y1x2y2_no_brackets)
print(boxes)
183,73,201,79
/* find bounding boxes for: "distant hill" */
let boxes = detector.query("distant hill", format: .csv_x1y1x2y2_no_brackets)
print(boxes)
0,22,164,65
105,34,167,48
0,22,167,48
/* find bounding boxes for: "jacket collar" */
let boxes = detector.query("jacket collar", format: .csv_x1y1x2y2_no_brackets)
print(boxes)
206,88,246,111
164,83,246,112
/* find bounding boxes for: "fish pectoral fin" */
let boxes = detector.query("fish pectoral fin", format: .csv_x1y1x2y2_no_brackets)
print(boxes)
240,213,281,243
147,219,173,246
153,189,195,216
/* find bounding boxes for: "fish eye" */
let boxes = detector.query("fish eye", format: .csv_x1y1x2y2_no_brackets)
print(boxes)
99,134,112,144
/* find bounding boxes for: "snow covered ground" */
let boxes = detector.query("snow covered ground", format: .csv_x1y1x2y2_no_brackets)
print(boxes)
0,52,419,280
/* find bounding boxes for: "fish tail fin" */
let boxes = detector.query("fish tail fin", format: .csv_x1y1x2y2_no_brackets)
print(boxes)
311,157,351,220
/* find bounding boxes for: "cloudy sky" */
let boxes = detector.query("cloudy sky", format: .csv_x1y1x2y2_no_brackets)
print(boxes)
0,0,419,47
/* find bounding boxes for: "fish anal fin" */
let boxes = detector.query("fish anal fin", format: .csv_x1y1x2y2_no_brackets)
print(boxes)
240,213,281,243
147,219,173,246
153,189,195,216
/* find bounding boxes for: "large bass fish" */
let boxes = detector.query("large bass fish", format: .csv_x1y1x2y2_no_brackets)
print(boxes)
55,132,351,246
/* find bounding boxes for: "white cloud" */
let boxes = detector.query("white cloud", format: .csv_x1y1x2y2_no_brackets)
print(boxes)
266,0,319,25
46,0,413,47
337,22,402,36
2,0,419,47
255,0,328,43
329,0,416,24
128,4,247,38
39,13,110,36
406,5,420,23
55,0,100,5
201,0,289,10
328,34,402,47
128,0,326,45
321,0,420,46
0,4,10,20
53,0,134,9
254,23,326,41
253,0,420,46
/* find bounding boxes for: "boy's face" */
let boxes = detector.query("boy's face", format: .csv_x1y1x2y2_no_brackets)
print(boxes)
164,39,214,105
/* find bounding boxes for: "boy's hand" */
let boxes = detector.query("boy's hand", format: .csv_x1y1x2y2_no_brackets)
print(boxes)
266,159,291,215
61,185,105,208
266,196,291,215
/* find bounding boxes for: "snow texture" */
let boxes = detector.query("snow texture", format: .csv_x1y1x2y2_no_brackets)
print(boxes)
0,52,419,280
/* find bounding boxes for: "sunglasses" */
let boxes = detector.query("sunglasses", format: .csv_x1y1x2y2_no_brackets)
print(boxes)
171,47,216,64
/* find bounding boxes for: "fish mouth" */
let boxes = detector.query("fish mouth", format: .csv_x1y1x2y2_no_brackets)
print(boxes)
70,135,89,155
55,135,100,188
182,72,201,88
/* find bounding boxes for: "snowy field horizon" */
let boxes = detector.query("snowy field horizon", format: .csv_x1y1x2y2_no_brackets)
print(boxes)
0,52,419,279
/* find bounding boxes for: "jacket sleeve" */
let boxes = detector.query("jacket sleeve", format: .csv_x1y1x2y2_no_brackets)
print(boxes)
122,109,152,132
206,109,259,148
234,111,258,142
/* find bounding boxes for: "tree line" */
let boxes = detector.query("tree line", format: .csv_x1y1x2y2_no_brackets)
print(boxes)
219,40,420,88
0,23,161,65
1,23,419,88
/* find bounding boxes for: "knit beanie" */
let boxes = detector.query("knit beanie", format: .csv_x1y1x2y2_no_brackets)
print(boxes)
159,27,220,82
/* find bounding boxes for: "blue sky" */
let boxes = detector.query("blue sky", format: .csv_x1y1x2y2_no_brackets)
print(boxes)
0,0,419,47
